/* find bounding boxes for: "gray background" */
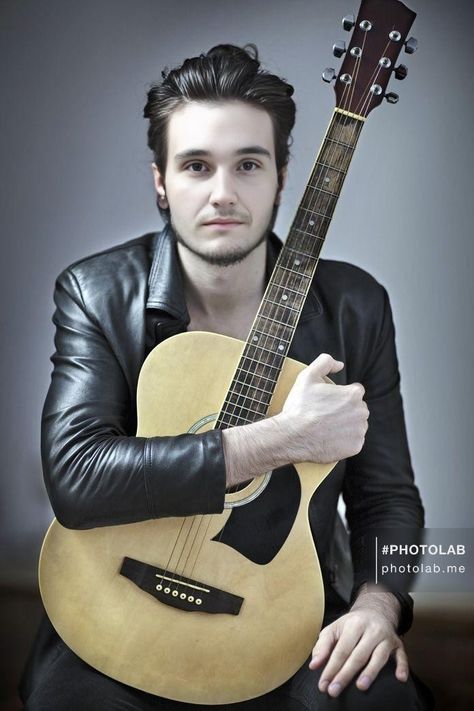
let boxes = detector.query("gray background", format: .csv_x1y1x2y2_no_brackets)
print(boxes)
1,0,473,605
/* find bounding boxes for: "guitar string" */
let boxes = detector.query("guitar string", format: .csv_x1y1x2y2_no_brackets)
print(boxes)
176,75,366,581
217,30,395,428
217,76,361,428
175,79,364,581
160,33,396,590
180,41,396,580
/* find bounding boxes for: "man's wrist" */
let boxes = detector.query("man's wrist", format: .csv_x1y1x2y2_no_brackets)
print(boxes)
350,582,402,631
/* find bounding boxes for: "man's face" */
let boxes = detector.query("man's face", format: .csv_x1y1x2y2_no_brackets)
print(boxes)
153,101,282,267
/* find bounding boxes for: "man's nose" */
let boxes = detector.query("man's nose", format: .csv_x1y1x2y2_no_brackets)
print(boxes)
209,170,237,207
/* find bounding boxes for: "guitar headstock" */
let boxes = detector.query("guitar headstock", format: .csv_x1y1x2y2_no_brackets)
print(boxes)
322,0,417,118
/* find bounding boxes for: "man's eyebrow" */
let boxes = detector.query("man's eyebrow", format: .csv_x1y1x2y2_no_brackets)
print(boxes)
174,146,272,161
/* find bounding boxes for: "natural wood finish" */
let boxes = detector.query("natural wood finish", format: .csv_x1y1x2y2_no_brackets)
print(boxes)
40,332,335,704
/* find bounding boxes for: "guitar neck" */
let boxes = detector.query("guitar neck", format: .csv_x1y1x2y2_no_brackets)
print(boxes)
215,109,364,430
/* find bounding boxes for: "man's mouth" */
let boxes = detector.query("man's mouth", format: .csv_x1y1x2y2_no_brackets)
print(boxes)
203,219,243,225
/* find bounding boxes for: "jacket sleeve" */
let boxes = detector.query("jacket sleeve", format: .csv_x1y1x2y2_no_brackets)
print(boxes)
42,268,226,529
342,285,424,633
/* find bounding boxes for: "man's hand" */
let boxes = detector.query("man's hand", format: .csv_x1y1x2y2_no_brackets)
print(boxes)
308,586,408,697
278,352,369,464
222,353,369,487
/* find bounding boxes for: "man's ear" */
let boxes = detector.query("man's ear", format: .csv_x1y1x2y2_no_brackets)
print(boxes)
275,165,288,206
152,163,169,209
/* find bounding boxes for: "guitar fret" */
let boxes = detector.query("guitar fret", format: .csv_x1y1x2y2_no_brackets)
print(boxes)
242,341,289,357
256,312,297,329
316,161,347,175
296,210,330,223
251,326,293,344
233,366,278,385
286,246,320,260
292,227,327,241
307,185,339,198
217,412,254,426
228,381,274,397
238,353,283,374
266,282,305,297
222,400,267,418
262,297,299,313
326,137,355,150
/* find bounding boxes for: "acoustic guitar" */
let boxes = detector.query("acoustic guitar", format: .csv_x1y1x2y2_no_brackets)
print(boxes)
39,0,417,703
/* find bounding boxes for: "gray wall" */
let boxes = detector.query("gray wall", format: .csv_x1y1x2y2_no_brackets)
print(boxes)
1,0,473,591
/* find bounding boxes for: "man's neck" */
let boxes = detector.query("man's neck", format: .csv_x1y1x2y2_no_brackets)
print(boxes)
177,240,267,320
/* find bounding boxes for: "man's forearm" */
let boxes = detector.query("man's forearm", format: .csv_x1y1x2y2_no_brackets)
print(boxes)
221,414,295,487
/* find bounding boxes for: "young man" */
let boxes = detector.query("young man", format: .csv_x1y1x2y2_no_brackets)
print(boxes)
21,45,432,709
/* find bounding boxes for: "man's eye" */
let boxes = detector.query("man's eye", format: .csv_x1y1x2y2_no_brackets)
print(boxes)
240,161,258,171
186,162,207,172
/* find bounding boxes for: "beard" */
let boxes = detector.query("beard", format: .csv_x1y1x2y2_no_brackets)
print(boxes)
170,204,279,268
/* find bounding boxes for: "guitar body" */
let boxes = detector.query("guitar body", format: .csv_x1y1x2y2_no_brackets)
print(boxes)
40,332,335,704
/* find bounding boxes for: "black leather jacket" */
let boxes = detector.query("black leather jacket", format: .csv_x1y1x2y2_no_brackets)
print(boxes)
41,225,424,630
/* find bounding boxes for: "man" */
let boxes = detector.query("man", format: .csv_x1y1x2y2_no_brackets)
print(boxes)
21,44,433,709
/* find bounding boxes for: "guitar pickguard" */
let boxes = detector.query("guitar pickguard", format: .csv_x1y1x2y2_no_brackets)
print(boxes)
212,465,301,564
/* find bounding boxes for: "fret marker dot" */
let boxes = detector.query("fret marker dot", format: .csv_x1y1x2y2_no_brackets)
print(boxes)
278,345,284,352
281,294,288,301
309,220,315,226
253,335,258,342
294,259,301,266
324,177,330,183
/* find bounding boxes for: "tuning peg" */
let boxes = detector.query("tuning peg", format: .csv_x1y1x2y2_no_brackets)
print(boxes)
394,63,408,80
342,14,355,31
385,92,399,104
404,36,418,54
333,41,346,58
322,67,336,83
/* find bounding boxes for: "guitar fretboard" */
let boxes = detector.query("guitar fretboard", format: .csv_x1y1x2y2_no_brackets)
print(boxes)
215,109,364,429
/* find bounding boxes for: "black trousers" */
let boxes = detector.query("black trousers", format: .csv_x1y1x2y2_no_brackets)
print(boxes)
20,606,434,711
22,642,434,711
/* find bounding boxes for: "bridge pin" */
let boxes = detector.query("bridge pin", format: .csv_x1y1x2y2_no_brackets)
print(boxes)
188,595,194,602
155,584,162,591
164,587,170,594
196,599,202,605
172,590,178,597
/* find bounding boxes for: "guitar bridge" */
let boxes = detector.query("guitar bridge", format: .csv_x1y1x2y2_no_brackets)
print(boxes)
119,557,244,615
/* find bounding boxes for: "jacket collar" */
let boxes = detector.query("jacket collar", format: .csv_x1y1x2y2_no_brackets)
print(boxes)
146,223,322,323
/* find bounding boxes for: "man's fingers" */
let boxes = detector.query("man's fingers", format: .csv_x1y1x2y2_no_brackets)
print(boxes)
355,640,408,692
309,353,344,380
394,644,409,682
353,640,393,691
314,624,364,693
308,625,337,670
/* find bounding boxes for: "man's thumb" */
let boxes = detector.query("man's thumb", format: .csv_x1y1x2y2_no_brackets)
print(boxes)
309,353,345,380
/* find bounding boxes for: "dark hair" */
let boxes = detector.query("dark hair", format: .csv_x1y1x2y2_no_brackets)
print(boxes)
143,44,296,220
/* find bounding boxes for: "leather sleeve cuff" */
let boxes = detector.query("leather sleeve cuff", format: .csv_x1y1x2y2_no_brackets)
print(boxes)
144,428,226,518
